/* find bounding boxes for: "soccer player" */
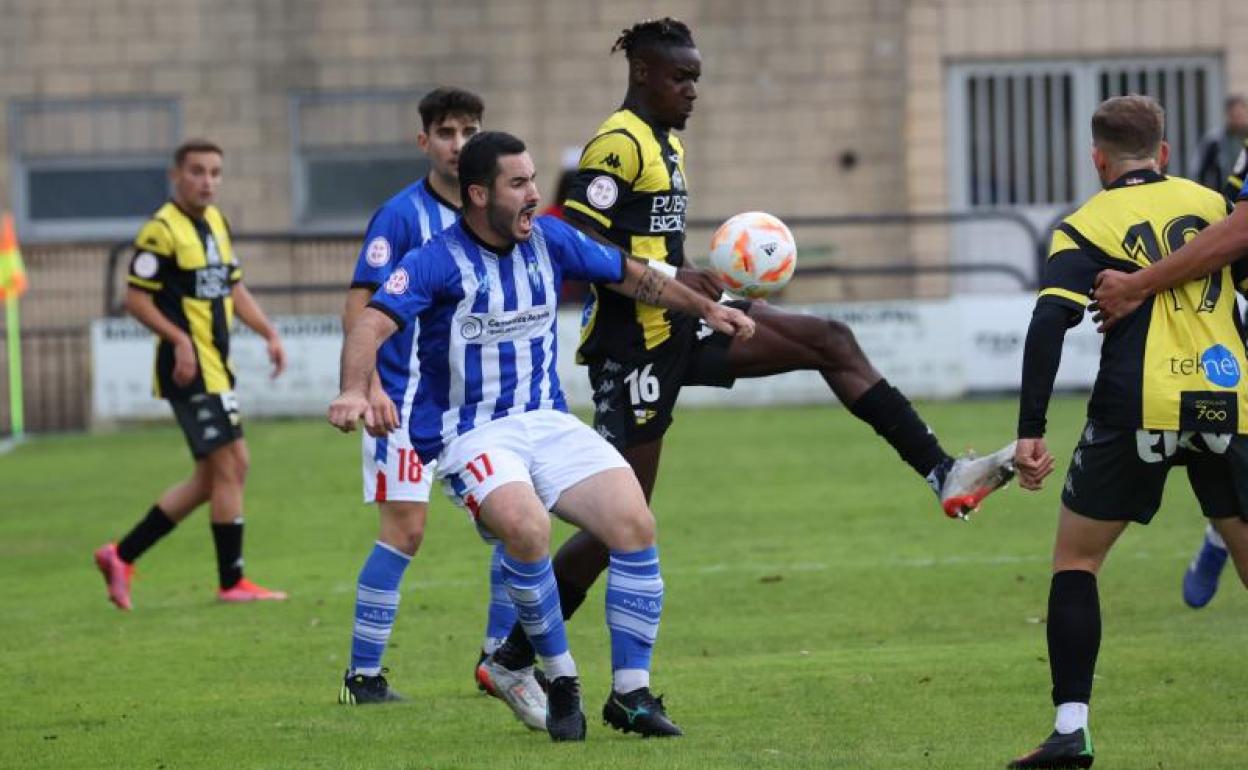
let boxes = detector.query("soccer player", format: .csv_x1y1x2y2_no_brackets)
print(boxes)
1094,141,1248,610
335,88,542,724
93,139,288,609
482,18,1018,715
329,130,755,740
1009,95,1248,769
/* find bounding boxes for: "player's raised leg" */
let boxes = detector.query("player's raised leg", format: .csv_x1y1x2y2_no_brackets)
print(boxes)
726,302,1015,517
551,464,682,738
1008,506,1124,769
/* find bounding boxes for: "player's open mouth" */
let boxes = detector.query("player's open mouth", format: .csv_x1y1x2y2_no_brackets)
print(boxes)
518,209,534,232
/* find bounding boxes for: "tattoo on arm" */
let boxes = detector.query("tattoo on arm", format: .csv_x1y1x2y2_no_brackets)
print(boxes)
636,267,667,305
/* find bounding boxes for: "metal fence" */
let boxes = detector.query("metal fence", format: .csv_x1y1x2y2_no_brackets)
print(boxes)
0,209,1047,436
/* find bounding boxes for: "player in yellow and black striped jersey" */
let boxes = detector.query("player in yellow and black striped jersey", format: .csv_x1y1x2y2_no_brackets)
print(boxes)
93,139,289,610
1009,95,1248,770
482,19,1019,717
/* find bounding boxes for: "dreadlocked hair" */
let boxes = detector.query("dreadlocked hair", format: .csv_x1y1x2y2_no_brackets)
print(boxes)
610,17,694,58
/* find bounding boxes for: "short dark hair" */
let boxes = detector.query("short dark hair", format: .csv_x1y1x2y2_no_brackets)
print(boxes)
418,87,484,131
1091,95,1164,161
611,17,695,59
174,138,223,167
458,131,527,205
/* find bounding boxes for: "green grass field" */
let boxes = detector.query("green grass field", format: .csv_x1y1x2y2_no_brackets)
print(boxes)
2,396,1246,769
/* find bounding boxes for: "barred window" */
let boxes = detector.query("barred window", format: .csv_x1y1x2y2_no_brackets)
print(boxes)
10,98,178,240
291,91,429,230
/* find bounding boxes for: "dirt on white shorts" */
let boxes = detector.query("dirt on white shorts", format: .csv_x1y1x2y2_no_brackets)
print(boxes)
437,410,630,540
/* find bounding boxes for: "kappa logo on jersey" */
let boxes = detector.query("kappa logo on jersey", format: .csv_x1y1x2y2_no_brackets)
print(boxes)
525,258,543,291
385,267,410,295
587,175,619,209
365,236,392,268
132,252,160,279
602,153,622,170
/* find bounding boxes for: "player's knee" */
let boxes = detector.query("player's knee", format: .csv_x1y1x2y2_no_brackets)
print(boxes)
211,444,248,487
817,319,866,366
608,507,656,551
379,502,427,556
493,509,551,558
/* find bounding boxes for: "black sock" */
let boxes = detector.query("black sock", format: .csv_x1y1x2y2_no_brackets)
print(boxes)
497,578,589,670
116,505,176,564
1048,570,1100,705
210,520,245,590
846,379,950,478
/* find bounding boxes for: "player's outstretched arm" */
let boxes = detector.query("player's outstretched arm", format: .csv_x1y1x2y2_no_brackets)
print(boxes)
233,282,286,378
606,256,755,339
1093,202,1248,330
329,307,398,433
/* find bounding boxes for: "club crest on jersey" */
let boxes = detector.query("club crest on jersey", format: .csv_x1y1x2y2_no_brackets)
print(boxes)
365,236,391,267
385,267,410,294
587,175,618,209
132,251,160,279
671,168,685,191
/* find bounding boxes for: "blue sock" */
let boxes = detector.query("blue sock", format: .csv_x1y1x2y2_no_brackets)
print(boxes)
606,546,663,693
483,543,517,654
500,552,575,678
350,541,411,676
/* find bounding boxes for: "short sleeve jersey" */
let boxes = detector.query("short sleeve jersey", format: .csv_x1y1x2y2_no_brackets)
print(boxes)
1039,170,1248,432
367,216,625,461
350,178,459,417
126,201,240,399
564,109,691,363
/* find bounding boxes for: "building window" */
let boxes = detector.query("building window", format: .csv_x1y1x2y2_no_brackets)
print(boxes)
948,57,1222,209
291,91,428,230
9,98,179,241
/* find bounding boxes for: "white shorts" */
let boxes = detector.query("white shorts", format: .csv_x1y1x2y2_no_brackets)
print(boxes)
437,410,630,539
362,426,435,504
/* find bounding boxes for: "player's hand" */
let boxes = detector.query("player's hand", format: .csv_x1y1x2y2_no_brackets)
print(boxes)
328,391,375,434
172,338,198,386
1013,437,1055,491
266,334,287,379
677,265,725,301
365,385,400,438
704,303,755,340
1091,270,1145,332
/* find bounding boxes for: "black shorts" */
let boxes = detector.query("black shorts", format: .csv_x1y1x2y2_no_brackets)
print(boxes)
1061,420,1248,524
169,391,244,460
588,301,750,450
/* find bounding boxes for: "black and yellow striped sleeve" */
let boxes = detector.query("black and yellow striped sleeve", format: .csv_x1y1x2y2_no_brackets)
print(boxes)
127,219,174,293
1037,224,1098,317
563,130,642,231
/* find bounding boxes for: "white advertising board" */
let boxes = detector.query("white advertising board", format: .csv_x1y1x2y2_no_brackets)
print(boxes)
91,294,1100,422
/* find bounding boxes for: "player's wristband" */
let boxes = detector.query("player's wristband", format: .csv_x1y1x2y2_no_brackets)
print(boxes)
649,261,678,278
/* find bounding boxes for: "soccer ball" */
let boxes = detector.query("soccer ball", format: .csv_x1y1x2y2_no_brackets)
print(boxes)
707,211,797,299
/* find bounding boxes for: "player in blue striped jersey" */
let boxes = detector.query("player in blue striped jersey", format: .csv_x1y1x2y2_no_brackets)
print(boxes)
337,90,541,722
330,131,754,740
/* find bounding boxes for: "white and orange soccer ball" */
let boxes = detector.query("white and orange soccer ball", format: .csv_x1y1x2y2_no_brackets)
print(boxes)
707,211,797,299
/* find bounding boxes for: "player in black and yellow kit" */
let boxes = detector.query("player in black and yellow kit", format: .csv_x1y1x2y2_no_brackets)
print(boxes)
93,140,288,609
481,17,1017,737
1009,95,1248,769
